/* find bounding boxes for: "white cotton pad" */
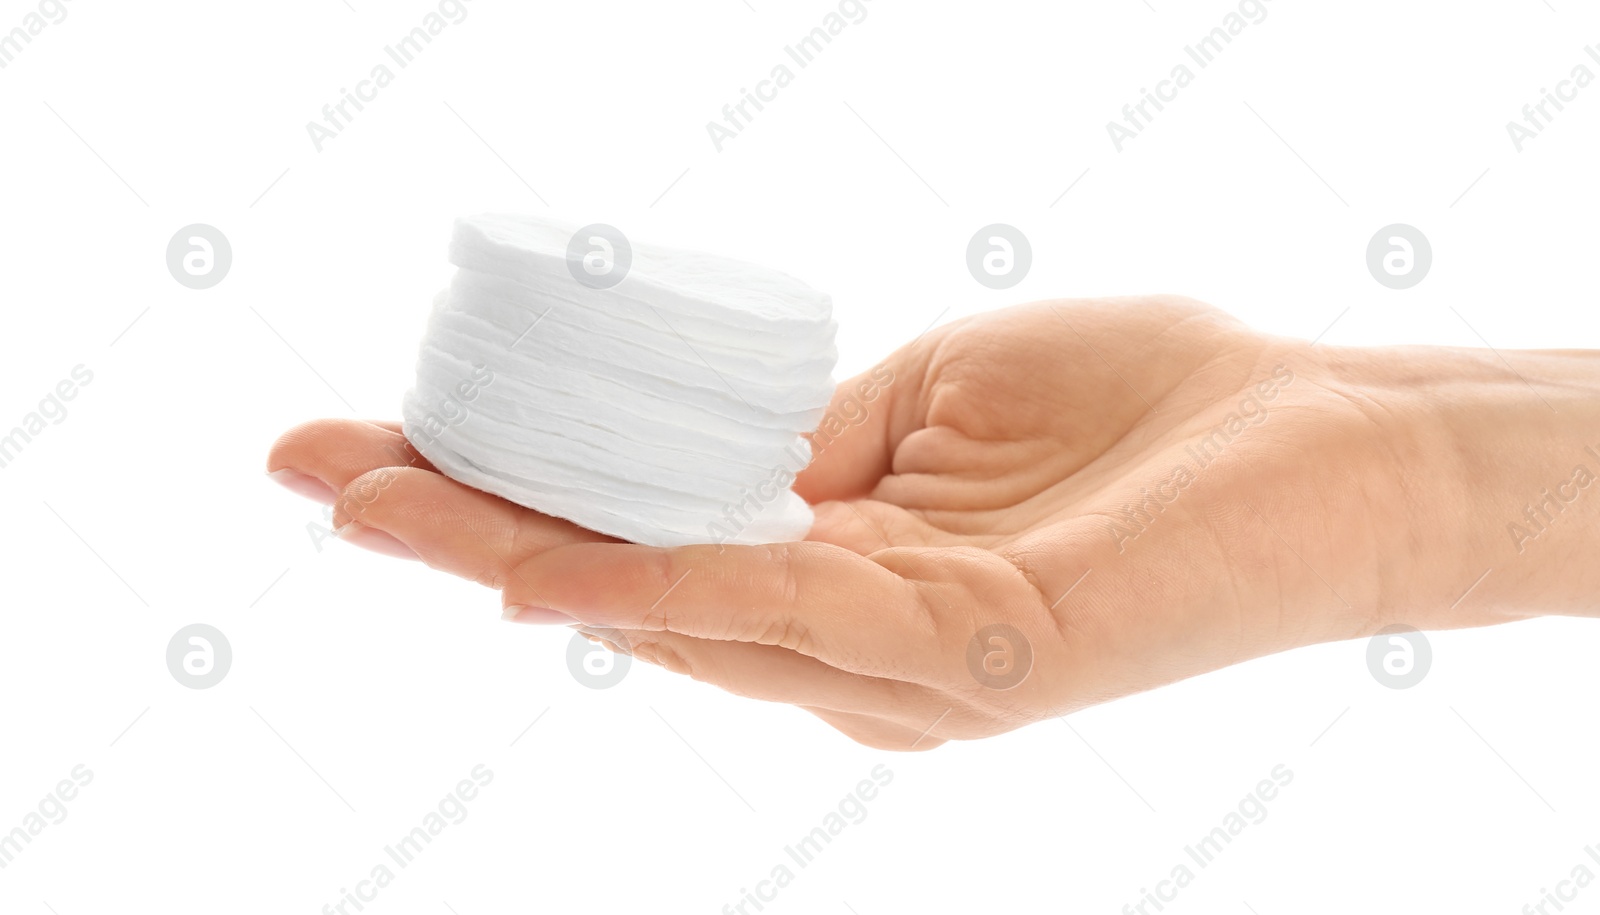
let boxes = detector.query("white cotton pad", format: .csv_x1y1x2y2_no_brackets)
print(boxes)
401,214,839,548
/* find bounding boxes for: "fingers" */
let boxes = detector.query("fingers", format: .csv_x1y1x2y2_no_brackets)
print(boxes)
333,466,613,588
574,627,950,750
267,418,434,499
335,523,422,561
501,540,936,679
567,626,954,750
270,418,613,582
579,626,944,721
270,467,340,504
801,707,947,752
807,498,974,553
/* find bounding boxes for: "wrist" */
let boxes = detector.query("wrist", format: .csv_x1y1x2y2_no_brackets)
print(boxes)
1320,343,1600,628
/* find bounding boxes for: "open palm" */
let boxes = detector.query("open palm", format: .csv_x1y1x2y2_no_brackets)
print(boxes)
270,297,1411,750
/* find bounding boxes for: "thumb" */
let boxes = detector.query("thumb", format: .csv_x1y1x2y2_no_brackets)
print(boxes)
794,355,918,504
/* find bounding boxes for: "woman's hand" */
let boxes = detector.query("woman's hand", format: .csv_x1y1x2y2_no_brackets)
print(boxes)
267,296,1600,750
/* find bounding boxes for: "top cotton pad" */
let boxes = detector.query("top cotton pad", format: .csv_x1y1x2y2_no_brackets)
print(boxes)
401,214,840,548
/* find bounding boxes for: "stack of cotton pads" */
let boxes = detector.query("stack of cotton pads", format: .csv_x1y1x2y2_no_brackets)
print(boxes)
401,214,839,548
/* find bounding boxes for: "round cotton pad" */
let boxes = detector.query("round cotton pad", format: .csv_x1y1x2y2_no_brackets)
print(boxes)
401,214,839,548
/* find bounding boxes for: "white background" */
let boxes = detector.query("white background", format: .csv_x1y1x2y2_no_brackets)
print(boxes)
2,1,1598,912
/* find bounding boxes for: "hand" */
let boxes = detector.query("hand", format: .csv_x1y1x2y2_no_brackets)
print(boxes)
267,297,1600,750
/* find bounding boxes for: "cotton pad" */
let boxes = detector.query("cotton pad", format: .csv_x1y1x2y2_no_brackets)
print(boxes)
401,214,839,548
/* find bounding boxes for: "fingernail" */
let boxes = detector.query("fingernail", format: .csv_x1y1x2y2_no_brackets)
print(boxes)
268,468,337,504
502,605,577,625
334,521,421,561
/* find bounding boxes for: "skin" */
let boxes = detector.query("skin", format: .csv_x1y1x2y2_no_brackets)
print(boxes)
267,296,1600,751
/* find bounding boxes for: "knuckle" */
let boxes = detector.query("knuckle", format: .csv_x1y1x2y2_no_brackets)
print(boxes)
754,616,814,657
638,638,695,680
1002,550,1055,612
473,565,509,590
638,549,687,632
340,466,406,515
